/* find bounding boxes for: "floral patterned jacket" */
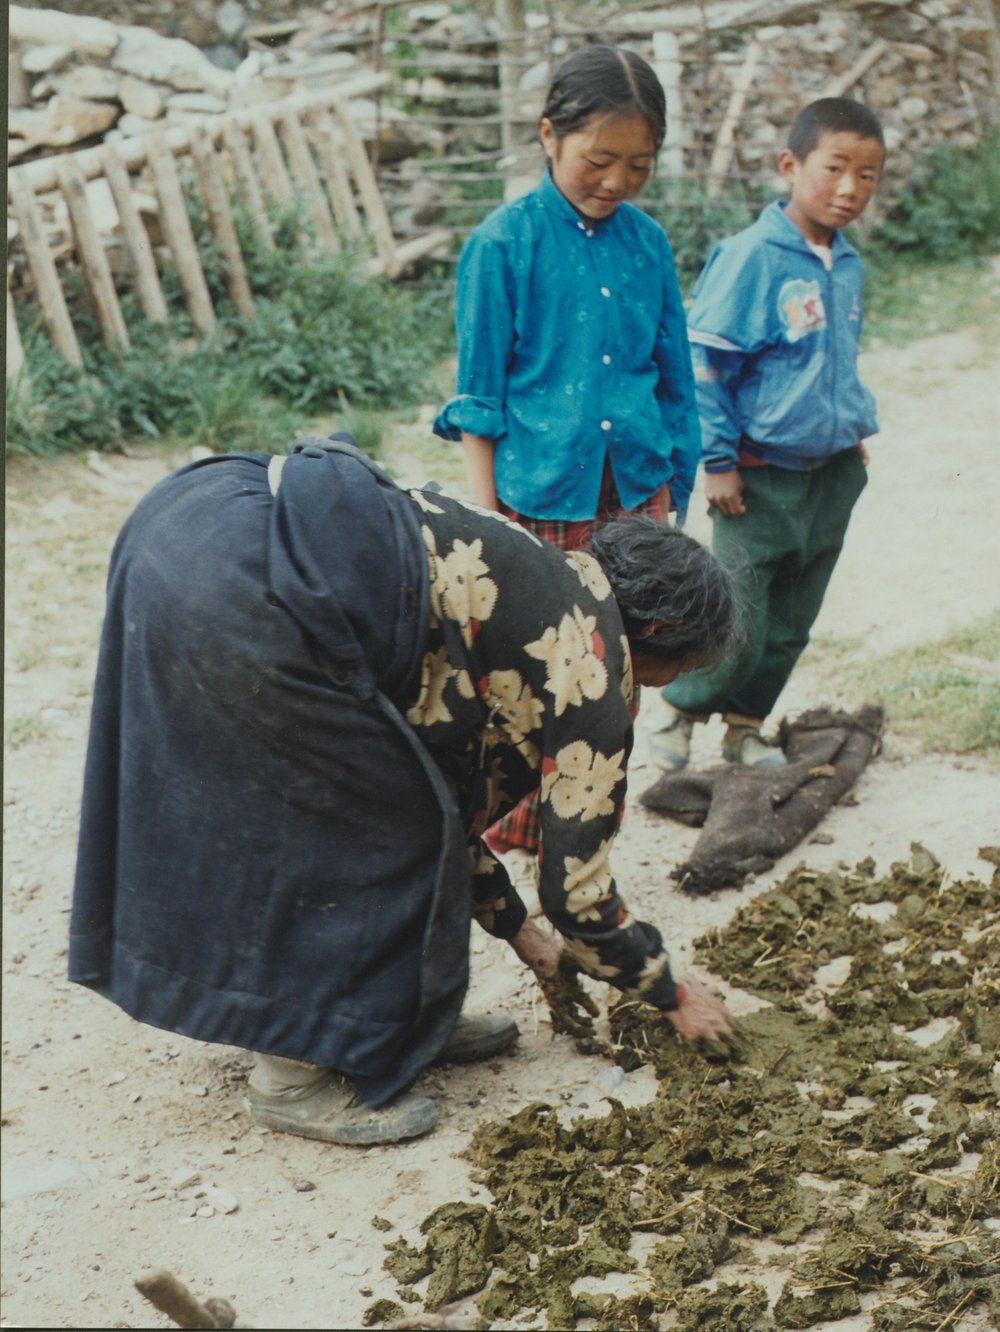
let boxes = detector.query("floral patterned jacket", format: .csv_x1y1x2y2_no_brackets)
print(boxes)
405,488,679,1010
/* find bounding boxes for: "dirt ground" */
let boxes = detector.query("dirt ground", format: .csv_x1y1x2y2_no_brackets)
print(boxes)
3,324,999,1331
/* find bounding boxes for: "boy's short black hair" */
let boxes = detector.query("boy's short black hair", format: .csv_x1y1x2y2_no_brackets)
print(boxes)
787,98,885,160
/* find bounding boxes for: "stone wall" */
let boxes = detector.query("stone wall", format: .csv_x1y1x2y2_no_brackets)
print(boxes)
9,1,1000,229
8,4,440,166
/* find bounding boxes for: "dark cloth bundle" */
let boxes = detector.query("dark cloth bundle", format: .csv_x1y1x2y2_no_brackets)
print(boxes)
640,706,885,894
68,440,472,1106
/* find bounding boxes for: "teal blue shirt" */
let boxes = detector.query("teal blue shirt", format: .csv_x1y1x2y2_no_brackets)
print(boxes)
433,172,701,522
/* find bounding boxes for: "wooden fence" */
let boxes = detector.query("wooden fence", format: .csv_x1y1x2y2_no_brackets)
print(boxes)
6,76,450,379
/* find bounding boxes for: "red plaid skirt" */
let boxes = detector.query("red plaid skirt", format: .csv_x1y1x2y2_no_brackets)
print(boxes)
486,467,667,856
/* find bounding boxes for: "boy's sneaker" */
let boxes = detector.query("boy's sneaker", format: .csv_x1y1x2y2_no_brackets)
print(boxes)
650,712,694,771
247,1075,438,1145
722,726,786,769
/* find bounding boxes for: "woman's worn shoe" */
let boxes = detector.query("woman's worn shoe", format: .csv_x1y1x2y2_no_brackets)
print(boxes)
722,727,786,768
246,1075,438,1145
650,712,694,771
437,1013,519,1065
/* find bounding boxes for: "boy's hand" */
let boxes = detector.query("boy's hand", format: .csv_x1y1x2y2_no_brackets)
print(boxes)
706,470,745,516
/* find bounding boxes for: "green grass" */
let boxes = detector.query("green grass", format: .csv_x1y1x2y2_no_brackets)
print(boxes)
861,251,1000,351
6,201,454,461
833,614,1000,765
6,714,51,750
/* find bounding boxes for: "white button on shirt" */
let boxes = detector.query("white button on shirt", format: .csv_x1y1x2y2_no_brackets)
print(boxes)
602,354,611,365
601,420,612,431
600,286,611,297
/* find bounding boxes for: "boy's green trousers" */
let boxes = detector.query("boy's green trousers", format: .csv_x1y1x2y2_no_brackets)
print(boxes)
663,446,868,723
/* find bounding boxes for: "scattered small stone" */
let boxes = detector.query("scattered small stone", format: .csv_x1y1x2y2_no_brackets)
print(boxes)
293,1178,316,1192
184,1084,209,1097
169,1168,201,1190
339,1256,370,1277
196,1205,215,1219
204,1185,239,1214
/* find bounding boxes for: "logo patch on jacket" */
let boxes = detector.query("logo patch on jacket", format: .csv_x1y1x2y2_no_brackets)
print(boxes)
778,278,827,343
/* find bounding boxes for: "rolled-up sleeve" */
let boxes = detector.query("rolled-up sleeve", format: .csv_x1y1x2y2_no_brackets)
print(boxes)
433,232,514,443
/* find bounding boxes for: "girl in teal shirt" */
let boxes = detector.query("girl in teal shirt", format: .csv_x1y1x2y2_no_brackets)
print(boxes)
434,45,700,854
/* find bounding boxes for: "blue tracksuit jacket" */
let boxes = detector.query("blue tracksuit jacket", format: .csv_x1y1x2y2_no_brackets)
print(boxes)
688,201,879,473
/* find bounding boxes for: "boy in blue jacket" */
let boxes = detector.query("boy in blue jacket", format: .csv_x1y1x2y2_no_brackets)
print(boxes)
654,97,884,771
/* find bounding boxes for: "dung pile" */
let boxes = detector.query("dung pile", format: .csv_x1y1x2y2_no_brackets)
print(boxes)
370,846,1000,1330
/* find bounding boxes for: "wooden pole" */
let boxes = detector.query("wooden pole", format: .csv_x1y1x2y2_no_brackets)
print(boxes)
494,0,527,201
821,39,889,98
145,130,217,339
306,108,361,240
494,0,524,154
653,31,685,179
190,127,255,320
101,145,169,324
332,99,397,273
276,109,338,250
7,171,82,366
986,0,1000,126
249,114,294,205
8,40,30,108
222,120,274,249
133,1270,221,1330
56,156,130,350
706,39,762,201
6,274,27,385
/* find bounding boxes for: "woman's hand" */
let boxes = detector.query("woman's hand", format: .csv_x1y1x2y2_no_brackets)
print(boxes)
510,927,599,1038
664,975,737,1043
508,919,563,979
705,469,745,516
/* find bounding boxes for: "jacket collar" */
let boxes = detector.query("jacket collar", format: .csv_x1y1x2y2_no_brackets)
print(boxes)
764,200,858,261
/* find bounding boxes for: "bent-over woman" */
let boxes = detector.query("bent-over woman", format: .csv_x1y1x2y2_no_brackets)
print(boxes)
69,437,738,1145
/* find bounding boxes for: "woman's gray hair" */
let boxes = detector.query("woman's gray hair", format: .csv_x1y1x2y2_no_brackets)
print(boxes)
587,515,743,667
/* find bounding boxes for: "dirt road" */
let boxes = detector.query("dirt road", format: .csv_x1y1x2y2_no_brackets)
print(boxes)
3,326,999,1329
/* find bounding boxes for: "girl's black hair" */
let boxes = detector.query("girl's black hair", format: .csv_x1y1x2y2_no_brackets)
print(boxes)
541,45,667,150
588,516,743,667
